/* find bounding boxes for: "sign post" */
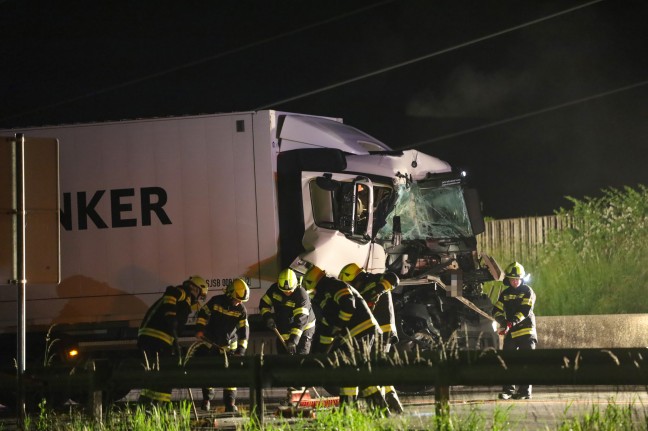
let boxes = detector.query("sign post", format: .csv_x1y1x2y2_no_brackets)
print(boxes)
0,134,59,423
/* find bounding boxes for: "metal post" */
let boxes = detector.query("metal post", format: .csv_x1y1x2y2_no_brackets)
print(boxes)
86,360,103,424
14,133,27,428
434,385,450,416
249,354,264,426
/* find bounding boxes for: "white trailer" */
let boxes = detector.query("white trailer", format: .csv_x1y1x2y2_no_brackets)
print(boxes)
1,110,499,370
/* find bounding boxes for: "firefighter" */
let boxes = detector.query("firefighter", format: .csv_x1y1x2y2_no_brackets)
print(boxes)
302,265,387,410
338,263,399,348
339,263,404,414
492,261,537,400
137,275,208,404
259,268,316,355
195,278,250,412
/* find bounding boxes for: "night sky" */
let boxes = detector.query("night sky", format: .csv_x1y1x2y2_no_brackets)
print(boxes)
2,0,647,219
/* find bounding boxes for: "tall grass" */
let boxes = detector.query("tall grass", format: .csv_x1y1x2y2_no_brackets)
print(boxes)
534,185,648,315
16,400,648,430
482,185,648,316
557,399,648,431
22,401,193,431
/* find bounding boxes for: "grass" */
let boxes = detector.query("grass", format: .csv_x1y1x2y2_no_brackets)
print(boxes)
11,398,648,430
556,398,648,431
20,400,193,431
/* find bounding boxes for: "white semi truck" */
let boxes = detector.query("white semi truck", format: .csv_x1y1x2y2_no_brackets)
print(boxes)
1,110,499,385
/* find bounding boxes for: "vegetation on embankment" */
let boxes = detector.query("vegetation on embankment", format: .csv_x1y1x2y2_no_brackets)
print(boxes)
10,398,648,430
484,185,648,316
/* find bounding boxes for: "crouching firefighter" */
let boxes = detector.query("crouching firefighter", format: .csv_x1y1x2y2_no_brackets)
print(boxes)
259,268,316,355
339,263,405,414
137,276,208,404
302,265,389,411
195,278,250,412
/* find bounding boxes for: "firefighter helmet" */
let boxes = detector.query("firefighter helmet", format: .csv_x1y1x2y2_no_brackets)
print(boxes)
338,263,363,282
226,278,250,302
277,268,298,292
302,266,325,292
505,262,526,279
381,271,400,289
185,275,208,300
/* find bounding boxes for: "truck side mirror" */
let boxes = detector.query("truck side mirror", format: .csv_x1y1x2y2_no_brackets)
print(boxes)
315,174,339,192
464,188,485,235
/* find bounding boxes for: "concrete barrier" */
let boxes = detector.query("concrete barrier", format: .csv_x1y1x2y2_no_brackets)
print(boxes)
537,314,648,348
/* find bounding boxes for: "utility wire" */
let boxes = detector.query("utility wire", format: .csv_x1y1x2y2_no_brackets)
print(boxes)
256,0,605,109
400,78,648,149
0,0,394,123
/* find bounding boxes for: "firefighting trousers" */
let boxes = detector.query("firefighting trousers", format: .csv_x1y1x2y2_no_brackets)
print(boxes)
502,334,536,396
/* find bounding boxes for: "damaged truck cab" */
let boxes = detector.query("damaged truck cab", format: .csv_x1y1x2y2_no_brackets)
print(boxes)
276,114,500,352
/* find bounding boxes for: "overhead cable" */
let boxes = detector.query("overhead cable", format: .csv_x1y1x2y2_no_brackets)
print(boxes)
0,0,394,123
256,0,605,109
401,78,648,149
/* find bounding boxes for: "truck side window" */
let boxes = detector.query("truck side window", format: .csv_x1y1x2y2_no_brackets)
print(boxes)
309,181,336,229
309,179,376,239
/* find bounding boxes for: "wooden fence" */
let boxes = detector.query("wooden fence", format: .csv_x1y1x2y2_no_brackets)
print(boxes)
476,215,572,264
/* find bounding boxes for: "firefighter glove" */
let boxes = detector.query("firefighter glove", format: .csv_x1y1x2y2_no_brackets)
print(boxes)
266,318,277,330
498,321,513,336
285,340,297,355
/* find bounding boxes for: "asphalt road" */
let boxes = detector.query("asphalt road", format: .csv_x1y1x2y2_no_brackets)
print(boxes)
177,385,648,429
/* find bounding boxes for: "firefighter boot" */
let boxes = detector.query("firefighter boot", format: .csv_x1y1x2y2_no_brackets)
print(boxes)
338,395,357,409
362,386,390,416
384,387,404,414
223,388,238,413
201,387,214,411
367,392,390,416
339,387,358,409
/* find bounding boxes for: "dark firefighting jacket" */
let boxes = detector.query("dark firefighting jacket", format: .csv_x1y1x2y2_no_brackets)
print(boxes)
352,272,397,339
138,285,198,346
492,282,537,340
259,283,316,345
195,294,249,354
312,276,381,346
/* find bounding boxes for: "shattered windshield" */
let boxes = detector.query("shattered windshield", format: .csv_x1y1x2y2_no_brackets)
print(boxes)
376,182,473,240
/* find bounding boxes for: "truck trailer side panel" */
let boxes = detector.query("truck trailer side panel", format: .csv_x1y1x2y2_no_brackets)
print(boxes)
0,113,275,332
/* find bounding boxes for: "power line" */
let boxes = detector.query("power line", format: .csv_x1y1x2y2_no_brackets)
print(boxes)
256,0,605,109
0,0,395,123
401,78,648,149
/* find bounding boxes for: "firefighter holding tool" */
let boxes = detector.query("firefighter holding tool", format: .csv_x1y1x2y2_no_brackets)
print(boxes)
195,278,250,412
492,261,537,400
138,275,208,404
259,268,316,355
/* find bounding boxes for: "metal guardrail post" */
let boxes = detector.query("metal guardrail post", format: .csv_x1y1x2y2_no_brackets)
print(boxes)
249,353,264,426
85,360,102,424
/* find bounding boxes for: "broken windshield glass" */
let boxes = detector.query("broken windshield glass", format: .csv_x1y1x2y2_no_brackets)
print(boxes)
376,182,473,240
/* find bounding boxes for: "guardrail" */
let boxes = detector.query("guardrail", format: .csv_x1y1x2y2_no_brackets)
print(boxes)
3,347,647,424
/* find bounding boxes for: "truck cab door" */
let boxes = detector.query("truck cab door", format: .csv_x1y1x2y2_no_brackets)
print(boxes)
310,174,374,241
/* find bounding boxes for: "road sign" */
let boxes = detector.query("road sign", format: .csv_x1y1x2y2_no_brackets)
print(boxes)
0,135,60,285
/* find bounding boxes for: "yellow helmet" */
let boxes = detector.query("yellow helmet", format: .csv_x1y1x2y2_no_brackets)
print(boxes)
185,275,208,300
338,263,363,283
226,278,250,302
505,262,526,279
302,266,325,292
277,268,298,292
